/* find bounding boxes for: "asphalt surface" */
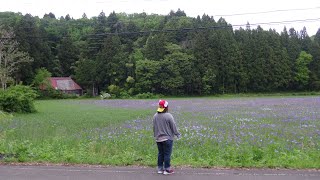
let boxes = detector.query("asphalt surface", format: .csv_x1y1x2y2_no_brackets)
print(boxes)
0,165,319,180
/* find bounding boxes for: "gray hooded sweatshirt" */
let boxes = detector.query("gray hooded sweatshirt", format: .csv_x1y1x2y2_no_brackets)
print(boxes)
153,112,180,142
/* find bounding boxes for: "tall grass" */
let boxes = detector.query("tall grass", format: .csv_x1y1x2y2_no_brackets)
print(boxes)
0,98,319,168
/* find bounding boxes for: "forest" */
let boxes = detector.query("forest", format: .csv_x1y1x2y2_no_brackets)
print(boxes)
1,9,320,96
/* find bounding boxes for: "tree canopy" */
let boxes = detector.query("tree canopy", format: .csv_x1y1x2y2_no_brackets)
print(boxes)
0,10,319,95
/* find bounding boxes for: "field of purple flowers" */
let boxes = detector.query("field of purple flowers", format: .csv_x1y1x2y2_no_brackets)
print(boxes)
78,97,320,168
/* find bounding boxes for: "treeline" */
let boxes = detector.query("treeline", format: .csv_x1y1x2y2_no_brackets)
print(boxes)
1,9,320,96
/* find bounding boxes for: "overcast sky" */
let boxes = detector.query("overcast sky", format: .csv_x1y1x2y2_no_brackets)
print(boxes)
1,0,320,35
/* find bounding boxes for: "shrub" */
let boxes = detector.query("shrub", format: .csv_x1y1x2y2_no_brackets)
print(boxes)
119,91,131,99
108,85,121,97
37,88,79,99
37,88,63,99
0,85,38,113
100,92,111,99
128,88,135,95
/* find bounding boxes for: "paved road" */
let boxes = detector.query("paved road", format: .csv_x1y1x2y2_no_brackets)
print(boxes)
0,165,319,180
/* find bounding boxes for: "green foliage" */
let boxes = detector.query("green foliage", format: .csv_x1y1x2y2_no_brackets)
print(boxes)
32,68,52,88
14,14,51,84
202,69,217,95
0,27,33,89
0,85,37,113
126,76,135,84
159,43,195,95
294,51,313,87
119,91,131,99
1,11,320,95
144,34,167,60
74,58,98,97
96,35,128,87
37,88,61,99
56,36,79,76
108,84,121,97
135,59,161,93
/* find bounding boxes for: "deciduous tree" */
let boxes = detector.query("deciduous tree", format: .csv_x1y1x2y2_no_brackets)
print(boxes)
294,51,313,89
0,28,33,89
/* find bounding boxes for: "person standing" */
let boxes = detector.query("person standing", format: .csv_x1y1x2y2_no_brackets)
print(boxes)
153,100,181,175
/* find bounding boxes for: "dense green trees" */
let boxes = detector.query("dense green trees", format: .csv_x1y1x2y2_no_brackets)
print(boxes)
0,10,320,95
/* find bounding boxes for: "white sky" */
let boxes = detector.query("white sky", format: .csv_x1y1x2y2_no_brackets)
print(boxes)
1,0,320,35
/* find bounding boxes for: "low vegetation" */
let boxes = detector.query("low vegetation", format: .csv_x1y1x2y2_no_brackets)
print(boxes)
0,85,38,113
0,97,319,169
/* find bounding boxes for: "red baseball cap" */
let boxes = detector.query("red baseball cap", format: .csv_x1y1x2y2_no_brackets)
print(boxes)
157,100,168,112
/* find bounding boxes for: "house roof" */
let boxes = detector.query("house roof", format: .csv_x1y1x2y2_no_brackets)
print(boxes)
49,77,82,91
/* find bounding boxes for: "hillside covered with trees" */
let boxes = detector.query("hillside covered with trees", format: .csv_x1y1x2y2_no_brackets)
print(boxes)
1,9,320,96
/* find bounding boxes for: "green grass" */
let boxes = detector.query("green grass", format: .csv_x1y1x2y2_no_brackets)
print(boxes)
0,100,153,165
0,98,319,169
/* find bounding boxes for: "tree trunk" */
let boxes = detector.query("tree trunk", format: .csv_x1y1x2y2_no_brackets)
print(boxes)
92,83,95,96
